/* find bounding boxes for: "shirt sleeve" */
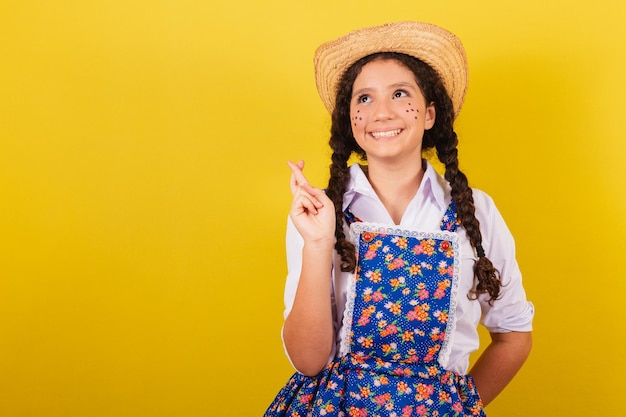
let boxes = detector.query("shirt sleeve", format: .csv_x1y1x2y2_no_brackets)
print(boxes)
473,190,535,333
282,216,304,320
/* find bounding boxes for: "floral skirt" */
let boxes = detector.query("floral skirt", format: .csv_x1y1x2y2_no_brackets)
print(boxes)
264,354,485,417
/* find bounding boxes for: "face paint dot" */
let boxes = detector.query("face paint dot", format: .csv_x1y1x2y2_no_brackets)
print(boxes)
414,116,418,119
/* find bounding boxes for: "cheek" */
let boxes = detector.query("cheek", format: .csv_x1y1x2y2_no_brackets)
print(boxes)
405,102,419,120
351,109,365,129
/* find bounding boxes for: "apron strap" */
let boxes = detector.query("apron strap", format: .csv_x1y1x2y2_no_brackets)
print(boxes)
343,205,363,225
439,200,460,232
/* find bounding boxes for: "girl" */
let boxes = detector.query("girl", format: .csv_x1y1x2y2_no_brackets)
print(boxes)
265,21,534,416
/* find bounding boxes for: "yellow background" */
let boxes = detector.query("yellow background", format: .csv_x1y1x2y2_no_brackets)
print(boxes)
1,0,625,416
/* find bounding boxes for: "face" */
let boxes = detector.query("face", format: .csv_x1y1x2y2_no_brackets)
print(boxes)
350,59,435,165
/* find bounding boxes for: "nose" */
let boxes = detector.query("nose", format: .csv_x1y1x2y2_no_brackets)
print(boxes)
373,98,394,121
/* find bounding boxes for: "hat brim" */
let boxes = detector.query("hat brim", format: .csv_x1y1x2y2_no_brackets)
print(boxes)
314,21,468,117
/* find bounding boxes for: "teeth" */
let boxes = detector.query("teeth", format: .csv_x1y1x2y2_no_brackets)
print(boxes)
371,129,401,138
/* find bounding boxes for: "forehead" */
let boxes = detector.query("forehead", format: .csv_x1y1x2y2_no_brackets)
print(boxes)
353,59,417,88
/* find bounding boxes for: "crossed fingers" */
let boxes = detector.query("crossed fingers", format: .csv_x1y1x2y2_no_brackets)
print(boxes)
287,160,325,215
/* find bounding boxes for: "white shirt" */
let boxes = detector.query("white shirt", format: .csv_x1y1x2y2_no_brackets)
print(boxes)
282,161,534,374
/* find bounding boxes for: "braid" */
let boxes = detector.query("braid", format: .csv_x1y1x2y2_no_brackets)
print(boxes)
325,60,367,273
326,148,355,272
436,131,501,303
420,63,502,303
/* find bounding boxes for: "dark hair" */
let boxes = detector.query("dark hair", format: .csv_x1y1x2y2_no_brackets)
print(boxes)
325,52,501,302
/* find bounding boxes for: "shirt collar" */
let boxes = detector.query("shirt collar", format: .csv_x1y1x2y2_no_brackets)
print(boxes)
421,160,448,210
342,160,449,211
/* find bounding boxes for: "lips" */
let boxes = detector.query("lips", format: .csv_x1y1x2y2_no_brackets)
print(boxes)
370,129,402,139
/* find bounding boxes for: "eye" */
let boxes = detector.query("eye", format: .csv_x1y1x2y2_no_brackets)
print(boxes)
393,90,408,99
357,94,371,104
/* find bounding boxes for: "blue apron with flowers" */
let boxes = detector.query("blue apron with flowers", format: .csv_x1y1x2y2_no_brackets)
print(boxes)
265,202,485,416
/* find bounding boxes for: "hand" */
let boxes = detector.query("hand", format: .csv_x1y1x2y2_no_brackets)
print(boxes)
287,160,336,244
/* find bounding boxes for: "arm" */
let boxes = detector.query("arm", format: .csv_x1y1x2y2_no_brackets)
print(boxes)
468,331,532,406
282,161,337,376
283,240,335,376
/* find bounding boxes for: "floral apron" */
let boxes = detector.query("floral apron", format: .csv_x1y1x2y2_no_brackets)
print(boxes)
265,202,485,417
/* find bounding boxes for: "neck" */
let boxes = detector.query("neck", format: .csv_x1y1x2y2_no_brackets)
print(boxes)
363,160,425,224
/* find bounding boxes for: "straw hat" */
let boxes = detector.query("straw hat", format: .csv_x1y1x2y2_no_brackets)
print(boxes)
314,21,468,116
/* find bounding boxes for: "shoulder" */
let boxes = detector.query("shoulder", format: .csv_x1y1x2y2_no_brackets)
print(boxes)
471,188,497,216
469,188,517,254
466,187,516,249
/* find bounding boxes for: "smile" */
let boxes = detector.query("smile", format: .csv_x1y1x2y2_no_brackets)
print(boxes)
370,129,402,139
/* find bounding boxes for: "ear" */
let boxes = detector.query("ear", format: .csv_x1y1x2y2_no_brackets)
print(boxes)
424,102,436,130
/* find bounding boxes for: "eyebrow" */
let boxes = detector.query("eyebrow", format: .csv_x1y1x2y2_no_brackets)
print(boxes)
390,82,416,90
